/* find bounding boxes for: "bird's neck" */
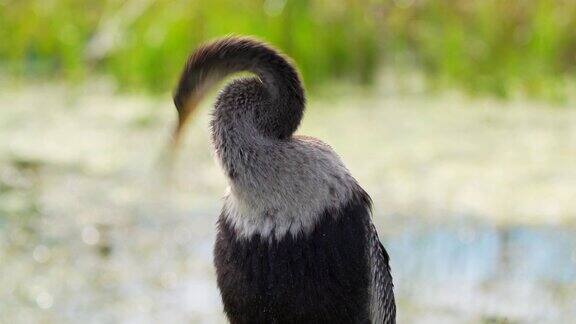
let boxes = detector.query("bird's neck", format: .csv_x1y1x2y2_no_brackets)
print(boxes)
213,132,360,240
209,80,359,240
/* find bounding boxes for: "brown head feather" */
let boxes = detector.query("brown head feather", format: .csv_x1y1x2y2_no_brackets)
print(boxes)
170,36,305,152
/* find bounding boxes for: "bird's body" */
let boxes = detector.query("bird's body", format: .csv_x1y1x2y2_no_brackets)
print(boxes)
173,37,395,323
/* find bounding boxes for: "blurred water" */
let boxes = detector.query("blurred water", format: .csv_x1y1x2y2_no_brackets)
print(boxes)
3,202,574,323
391,222,576,285
1,84,575,323
387,220,576,322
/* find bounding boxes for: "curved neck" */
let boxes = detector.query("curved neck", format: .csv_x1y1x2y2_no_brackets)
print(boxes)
173,37,306,140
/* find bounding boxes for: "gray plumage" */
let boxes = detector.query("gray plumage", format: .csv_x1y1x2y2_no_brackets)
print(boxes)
172,36,395,323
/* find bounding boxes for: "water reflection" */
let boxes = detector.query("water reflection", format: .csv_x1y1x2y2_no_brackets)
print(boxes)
390,223,576,284
387,221,576,322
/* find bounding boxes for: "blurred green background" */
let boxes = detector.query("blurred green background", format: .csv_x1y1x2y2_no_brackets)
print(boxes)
1,1,575,323
2,0,576,99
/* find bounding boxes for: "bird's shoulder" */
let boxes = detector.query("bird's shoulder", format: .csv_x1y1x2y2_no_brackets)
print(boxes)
292,134,334,151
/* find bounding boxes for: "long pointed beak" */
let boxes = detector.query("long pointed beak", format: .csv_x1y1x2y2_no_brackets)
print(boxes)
159,98,199,176
170,95,200,151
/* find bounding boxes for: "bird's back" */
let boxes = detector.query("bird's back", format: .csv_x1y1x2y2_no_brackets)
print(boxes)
215,186,373,323
171,36,395,324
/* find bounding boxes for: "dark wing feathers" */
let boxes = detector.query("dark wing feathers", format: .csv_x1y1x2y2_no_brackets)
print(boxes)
366,219,396,323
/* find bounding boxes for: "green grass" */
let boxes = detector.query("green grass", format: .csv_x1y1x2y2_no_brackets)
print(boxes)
1,0,575,100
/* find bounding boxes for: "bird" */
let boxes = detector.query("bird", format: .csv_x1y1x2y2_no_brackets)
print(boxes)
171,36,395,324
